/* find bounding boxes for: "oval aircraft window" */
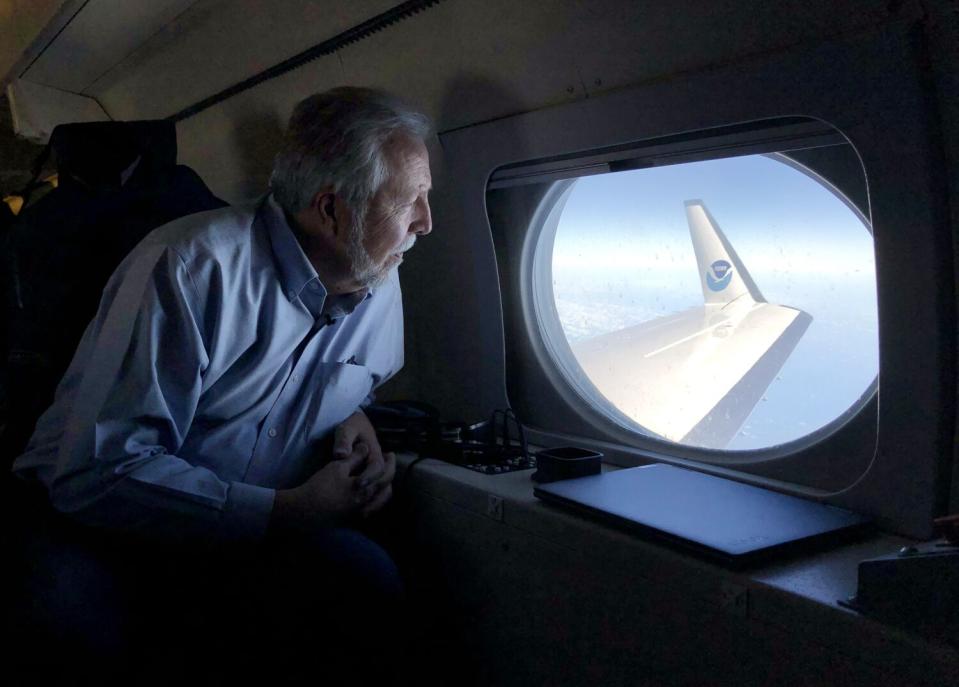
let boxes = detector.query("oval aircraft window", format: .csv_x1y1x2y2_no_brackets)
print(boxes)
535,153,877,451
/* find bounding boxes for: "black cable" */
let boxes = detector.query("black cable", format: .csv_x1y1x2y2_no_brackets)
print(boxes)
506,408,530,459
395,453,431,521
397,454,430,497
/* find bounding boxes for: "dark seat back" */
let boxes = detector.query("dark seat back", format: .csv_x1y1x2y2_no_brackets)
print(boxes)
1,120,226,469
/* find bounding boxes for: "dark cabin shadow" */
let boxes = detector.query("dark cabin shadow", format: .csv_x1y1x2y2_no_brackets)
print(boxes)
230,108,284,199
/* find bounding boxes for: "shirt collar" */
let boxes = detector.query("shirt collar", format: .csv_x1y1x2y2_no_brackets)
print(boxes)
323,289,371,320
260,194,372,318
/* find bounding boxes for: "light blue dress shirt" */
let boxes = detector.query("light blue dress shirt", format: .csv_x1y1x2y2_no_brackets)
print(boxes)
13,195,404,541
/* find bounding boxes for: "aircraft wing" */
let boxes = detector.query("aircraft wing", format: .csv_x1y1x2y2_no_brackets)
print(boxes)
570,299,811,446
566,199,811,447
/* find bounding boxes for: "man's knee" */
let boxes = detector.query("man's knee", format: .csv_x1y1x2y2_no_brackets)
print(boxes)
299,527,405,603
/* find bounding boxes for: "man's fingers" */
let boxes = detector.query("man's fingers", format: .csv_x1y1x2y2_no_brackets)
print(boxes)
365,451,394,488
338,442,369,476
382,451,396,483
353,483,376,506
356,448,386,488
367,451,395,488
359,453,396,515
332,423,356,458
362,483,393,517
364,435,384,477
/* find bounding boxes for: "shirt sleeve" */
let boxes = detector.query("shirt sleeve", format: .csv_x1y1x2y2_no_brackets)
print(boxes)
39,243,274,542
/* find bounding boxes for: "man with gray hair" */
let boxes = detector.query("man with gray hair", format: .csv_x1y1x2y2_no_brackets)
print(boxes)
12,87,433,681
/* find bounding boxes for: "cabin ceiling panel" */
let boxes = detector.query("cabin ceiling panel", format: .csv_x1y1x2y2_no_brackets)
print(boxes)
21,0,199,94
91,0,396,120
0,0,73,85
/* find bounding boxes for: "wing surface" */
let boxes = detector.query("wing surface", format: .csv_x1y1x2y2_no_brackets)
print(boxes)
570,300,811,444
566,200,811,447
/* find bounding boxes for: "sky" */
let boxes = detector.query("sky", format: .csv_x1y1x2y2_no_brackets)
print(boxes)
549,154,878,450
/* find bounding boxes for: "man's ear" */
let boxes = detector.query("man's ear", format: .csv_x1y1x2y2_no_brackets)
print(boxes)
309,190,353,239
319,193,336,223
295,189,340,240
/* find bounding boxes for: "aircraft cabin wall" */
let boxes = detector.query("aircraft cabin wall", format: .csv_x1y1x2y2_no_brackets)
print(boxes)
79,0,948,413
5,0,956,524
2,1,958,683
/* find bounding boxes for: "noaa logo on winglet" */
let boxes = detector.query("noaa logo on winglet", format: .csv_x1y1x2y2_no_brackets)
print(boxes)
706,260,733,291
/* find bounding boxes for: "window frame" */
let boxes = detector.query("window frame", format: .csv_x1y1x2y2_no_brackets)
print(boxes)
520,148,878,461
434,23,954,538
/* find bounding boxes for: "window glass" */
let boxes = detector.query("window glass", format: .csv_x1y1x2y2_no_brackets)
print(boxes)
545,153,877,450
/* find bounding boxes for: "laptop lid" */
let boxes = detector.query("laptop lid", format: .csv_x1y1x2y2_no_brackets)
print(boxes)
533,463,871,566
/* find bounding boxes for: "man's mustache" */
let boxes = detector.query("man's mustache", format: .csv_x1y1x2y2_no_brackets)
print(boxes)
397,235,417,254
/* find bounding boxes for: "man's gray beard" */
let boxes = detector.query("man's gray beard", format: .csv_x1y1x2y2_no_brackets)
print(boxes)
346,215,388,289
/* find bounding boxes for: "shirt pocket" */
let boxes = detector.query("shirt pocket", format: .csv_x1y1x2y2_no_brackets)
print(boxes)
303,361,374,447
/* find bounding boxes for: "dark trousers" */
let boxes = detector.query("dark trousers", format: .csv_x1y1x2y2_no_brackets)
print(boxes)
7,488,409,686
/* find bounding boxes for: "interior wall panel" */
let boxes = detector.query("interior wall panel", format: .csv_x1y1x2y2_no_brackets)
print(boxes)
95,0,900,126
924,0,959,514
335,0,586,133
175,54,345,202
93,0,395,119
565,0,896,100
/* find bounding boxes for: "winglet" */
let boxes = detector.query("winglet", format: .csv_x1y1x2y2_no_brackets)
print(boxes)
685,200,765,305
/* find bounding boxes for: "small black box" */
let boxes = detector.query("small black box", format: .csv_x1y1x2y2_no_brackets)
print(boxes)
532,446,602,483
850,543,958,643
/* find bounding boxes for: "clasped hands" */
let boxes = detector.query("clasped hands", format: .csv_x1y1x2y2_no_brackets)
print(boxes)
271,410,396,532
332,409,396,517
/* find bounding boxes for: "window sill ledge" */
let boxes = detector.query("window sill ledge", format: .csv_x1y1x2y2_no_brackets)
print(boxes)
398,453,958,685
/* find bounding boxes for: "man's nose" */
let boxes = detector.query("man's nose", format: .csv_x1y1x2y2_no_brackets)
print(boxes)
412,198,432,236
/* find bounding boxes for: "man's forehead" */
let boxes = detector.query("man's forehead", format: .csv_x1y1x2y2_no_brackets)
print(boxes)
383,135,431,190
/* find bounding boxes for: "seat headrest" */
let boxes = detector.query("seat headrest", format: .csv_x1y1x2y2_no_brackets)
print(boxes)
49,120,177,189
